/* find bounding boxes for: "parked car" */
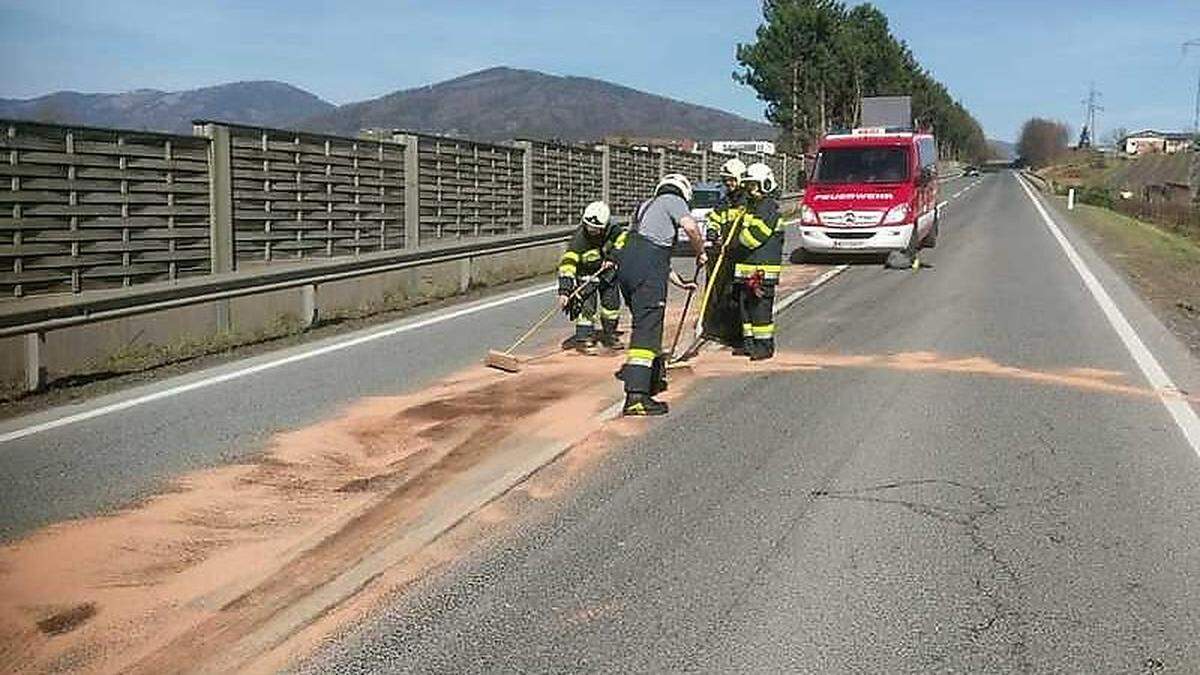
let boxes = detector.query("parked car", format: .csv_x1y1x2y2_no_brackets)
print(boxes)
797,127,940,256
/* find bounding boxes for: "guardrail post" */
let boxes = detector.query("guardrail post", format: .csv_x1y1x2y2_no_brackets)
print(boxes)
24,331,45,392
516,140,534,230
301,284,319,329
600,145,611,206
401,134,420,249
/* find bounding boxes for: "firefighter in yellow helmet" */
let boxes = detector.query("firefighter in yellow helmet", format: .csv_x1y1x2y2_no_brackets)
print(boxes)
557,201,625,353
732,162,783,360
697,157,750,350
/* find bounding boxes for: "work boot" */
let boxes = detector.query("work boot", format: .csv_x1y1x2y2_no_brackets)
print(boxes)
597,331,624,351
576,336,599,355
561,335,581,351
622,393,669,416
731,339,749,357
749,340,775,361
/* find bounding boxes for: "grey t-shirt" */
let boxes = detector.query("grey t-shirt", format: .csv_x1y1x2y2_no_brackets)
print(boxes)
634,194,690,248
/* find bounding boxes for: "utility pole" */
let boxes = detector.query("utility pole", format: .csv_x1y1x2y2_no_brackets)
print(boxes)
1079,82,1103,148
1185,39,1200,138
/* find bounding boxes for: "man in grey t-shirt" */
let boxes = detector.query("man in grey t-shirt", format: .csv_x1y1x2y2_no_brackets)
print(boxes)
616,173,706,416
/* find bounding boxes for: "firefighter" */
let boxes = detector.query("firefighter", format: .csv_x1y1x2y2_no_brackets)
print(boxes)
704,157,747,254
698,158,750,350
558,201,624,353
733,162,783,361
616,173,706,416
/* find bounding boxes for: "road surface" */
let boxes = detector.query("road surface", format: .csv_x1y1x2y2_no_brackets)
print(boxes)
295,172,1200,673
3,172,1199,672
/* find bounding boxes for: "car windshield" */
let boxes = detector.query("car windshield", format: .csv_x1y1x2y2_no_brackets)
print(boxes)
691,189,722,209
813,147,910,184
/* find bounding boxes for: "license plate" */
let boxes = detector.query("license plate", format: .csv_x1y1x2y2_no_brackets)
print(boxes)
832,239,867,249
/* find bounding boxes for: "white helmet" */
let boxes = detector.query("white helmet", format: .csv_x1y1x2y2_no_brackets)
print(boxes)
655,173,693,203
719,157,747,183
743,162,778,194
581,201,610,231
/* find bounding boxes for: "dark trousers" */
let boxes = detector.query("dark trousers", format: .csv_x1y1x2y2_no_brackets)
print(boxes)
573,279,621,341
617,235,670,395
737,283,776,359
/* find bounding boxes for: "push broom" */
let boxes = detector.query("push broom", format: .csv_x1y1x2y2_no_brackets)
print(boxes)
484,276,598,373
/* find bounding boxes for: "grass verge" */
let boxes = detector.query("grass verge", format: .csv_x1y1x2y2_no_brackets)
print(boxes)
1064,201,1200,356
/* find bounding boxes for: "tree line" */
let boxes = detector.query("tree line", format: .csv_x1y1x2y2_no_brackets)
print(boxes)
1016,118,1071,168
734,0,990,162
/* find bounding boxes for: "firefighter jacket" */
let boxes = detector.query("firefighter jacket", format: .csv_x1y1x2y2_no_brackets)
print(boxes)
704,191,746,245
558,221,625,295
732,197,783,284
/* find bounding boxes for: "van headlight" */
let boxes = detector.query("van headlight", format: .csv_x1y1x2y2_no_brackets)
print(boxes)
881,203,910,224
800,205,820,225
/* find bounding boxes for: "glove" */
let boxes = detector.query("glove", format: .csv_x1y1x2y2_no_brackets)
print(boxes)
746,270,765,298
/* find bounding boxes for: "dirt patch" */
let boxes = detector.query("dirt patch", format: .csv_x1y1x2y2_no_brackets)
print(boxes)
36,603,97,637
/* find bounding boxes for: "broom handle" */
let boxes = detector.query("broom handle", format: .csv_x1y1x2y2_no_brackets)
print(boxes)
504,276,595,354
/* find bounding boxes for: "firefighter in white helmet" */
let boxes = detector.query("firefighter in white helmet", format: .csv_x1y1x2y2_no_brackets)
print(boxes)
615,174,706,416
732,162,783,360
705,157,748,248
697,157,750,349
557,200,625,353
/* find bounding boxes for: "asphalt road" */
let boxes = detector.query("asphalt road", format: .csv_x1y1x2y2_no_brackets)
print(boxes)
297,172,1200,673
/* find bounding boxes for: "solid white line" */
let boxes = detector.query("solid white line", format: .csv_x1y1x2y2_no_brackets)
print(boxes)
0,283,558,444
776,264,850,313
936,200,949,210
1016,175,1200,458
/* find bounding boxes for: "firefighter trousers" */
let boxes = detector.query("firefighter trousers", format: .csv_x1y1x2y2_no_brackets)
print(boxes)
573,277,621,341
737,282,776,359
616,234,670,395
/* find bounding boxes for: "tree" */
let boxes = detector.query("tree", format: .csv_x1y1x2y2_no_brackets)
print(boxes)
1016,118,1070,168
1104,126,1129,149
734,0,990,161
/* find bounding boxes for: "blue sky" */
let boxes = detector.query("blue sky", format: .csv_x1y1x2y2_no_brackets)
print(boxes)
1,1,1198,141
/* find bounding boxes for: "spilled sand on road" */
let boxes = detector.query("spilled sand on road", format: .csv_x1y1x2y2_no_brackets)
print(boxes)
6,262,1190,673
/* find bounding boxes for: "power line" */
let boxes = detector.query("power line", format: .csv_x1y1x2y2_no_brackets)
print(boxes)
1079,82,1103,148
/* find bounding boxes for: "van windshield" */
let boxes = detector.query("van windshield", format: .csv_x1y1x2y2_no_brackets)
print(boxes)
691,189,722,209
813,147,910,184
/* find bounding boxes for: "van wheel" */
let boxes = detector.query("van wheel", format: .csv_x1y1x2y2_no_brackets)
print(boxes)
923,210,939,249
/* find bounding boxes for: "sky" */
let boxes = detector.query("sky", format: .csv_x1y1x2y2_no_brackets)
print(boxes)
1,1,1198,142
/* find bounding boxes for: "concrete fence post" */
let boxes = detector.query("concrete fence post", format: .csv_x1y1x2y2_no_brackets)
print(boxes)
400,134,421,249
782,154,790,192
24,331,45,392
600,145,612,206
701,150,709,183
200,122,235,332
516,140,534,230
657,148,667,177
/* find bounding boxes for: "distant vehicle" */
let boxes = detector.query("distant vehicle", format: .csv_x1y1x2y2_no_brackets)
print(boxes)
797,126,940,256
675,182,723,255
964,166,981,177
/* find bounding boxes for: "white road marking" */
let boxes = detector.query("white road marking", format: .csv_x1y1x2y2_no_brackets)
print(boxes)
0,283,559,444
776,265,850,313
1016,175,1200,458
937,200,949,210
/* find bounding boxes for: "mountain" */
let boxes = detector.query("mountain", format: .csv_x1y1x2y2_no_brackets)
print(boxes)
299,67,775,142
987,138,1016,160
0,81,334,134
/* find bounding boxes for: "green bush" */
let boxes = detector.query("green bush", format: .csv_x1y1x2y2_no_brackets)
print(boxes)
1077,185,1114,209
